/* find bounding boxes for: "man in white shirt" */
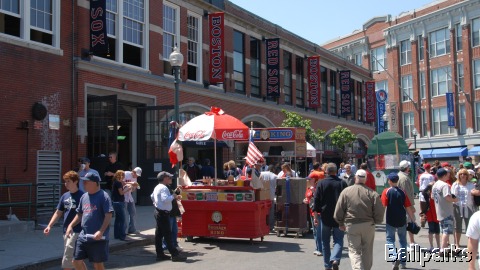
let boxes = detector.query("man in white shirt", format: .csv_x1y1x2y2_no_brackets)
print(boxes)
260,165,278,231
124,167,141,234
150,171,186,262
466,211,480,270
418,163,434,225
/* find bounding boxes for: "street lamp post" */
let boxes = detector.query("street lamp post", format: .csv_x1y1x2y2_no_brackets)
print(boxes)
169,46,184,183
412,127,418,150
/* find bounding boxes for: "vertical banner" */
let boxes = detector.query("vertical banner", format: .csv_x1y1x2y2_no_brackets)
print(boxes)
90,0,108,55
376,89,388,134
209,12,225,84
446,92,455,127
307,56,320,108
339,70,351,115
266,38,280,97
389,102,398,132
365,81,376,122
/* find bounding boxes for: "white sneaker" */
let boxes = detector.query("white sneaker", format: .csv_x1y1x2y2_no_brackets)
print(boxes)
313,251,321,256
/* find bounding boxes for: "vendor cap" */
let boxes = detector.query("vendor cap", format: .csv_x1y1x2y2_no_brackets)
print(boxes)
133,167,142,177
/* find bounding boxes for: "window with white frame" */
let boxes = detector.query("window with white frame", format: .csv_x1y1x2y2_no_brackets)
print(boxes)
457,63,464,92
375,80,388,94
418,35,424,61
429,28,450,57
459,103,466,135
476,103,480,131
354,53,362,66
401,75,413,102
403,112,414,139
0,0,60,47
456,23,462,51
474,59,480,89
473,17,480,47
432,107,454,136
400,40,411,65
187,13,201,82
163,2,179,74
430,66,452,97
283,51,292,105
370,47,386,71
420,72,426,99
421,110,427,137
233,30,245,93
250,37,261,97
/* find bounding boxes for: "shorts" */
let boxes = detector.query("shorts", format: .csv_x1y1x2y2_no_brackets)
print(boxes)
73,239,109,263
62,232,79,268
427,221,440,234
439,216,454,235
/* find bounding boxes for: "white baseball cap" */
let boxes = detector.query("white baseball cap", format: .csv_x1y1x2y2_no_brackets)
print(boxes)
133,167,142,177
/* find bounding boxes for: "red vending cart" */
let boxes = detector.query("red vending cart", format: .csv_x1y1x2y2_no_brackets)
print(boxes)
180,186,271,242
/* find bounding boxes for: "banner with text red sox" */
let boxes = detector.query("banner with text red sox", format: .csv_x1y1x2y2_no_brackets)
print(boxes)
365,81,376,122
266,38,280,97
307,56,320,108
90,0,108,55
209,12,225,84
339,70,351,115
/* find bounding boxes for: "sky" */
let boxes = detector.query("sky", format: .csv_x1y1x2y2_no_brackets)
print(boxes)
229,0,438,45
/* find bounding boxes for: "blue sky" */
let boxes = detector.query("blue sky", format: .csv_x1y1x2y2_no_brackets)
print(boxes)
229,0,436,44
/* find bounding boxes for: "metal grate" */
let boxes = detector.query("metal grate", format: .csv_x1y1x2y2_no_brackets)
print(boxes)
36,150,62,217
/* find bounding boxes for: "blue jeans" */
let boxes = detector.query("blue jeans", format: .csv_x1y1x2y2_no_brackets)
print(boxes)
386,224,407,266
321,221,344,268
112,202,126,240
163,216,179,249
126,201,137,233
310,214,322,253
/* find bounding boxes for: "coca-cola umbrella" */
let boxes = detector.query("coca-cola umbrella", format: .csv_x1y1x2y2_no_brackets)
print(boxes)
178,107,249,181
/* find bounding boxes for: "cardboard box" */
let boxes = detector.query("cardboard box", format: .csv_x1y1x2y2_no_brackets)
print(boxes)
255,188,271,201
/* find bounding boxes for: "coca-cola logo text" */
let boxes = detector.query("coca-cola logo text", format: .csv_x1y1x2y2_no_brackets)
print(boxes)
184,131,208,140
222,130,244,139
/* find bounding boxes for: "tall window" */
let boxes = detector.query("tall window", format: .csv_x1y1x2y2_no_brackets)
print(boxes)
233,30,245,92
457,63,464,92
163,3,179,73
401,75,413,102
283,51,292,105
353,53,362,66
430,66,452,97
474,59,480,89
187,13,201,82
0,0,60,47
459,104,466,135
250,37,261,97
376,80,388,94
456,23,463,51
432,107,453,136
370,46,386,71
400,40,411,65
429,28,450,57
418,35,424,61
321,66,328,113
123,0,145,67
330,70,337,115
419,72,426,99
476,103,480,131
295,56,304,107
421,110,427,137
403,112,414,139
473,17,480,47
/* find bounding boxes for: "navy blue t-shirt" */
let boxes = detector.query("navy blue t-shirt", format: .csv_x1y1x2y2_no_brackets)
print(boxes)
381,186,412,227
56,190,84,234
111,180,124,203
77,189,114,242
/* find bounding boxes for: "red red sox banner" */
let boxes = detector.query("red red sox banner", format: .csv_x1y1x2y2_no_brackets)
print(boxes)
365,81,376,122
266,38,280,97
209,12,225,84
90,0,108,55
339,70,351,115
307,56,320,108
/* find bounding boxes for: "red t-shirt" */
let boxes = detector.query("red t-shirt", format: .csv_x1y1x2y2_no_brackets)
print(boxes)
308,170,325,181
365,170,376,191
425,197,439,223
304,186,315,217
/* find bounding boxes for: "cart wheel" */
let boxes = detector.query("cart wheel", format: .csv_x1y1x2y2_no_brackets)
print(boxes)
261,236,264,242
276,230,281,237
249,238,253,245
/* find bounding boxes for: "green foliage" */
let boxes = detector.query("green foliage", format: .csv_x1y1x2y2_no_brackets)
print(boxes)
280,110,325,143
328,125,357,150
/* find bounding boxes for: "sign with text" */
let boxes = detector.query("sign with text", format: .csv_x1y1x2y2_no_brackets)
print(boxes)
90,0,108,55
389,102,398,132
339,70,351,115
209,12,225,84
365,81,376,122
266,38,280,97
446,92,455,127
307,56,320,108
376,89,388,134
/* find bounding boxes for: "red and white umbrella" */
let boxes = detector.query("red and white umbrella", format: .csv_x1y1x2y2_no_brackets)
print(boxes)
178,107,249,181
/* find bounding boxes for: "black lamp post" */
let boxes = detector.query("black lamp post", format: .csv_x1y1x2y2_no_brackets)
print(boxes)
412,127,418,150
169,46,184,181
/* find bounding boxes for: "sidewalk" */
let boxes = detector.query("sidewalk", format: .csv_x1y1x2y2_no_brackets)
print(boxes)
0,206,156,270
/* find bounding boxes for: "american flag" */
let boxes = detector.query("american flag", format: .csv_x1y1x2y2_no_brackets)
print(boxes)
246,129,264,166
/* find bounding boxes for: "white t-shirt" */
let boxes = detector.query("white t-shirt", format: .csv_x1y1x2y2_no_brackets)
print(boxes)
466,211,480,269
432,180,454,221
260,171,278,200
418,172,434,202
277,170,298,178
124,171,138,203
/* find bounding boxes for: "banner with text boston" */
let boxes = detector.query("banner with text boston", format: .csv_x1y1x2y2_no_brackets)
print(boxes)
209,12,225,84
307,56,320,108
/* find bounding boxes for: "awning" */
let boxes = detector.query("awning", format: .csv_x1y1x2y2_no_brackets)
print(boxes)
420,147,467,159
469,146,480,156
306,142,316,158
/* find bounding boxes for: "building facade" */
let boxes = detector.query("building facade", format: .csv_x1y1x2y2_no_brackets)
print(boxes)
0,0,374,217
323,0,480,165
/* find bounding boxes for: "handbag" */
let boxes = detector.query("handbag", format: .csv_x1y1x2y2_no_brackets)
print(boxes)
406,222,421,234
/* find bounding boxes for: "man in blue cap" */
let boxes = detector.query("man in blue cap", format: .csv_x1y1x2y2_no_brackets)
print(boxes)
78,157,100,192
381,172,415,270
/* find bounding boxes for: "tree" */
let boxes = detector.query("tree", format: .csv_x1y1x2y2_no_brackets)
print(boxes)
280,109,325,143
328,125,357,161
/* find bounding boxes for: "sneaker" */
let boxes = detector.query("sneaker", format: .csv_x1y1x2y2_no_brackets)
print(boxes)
332,260,339,270
176,246,184,252
156,254,171,261
317,251,323,256
392,260,400,270
313,251,321,256
171,254,187,262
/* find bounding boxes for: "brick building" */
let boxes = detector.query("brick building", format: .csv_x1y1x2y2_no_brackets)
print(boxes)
323,0,480,166
0,0,373,218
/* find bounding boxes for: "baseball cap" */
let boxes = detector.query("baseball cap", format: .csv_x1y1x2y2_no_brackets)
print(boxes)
468,169,475,176
437,168,448,178
387,172,399,182
423,163,431,171
157,171,173,181
464,162,473,169
81,157,90,163
133,167,142,177
399,160,411,170
81,172,100,183
355,169,366,178
441,162,450,167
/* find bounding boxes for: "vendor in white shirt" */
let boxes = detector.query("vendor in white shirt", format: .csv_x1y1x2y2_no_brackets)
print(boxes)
277,163,298,178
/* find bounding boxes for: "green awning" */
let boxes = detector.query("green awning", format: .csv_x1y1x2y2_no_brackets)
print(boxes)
367,132,410,156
